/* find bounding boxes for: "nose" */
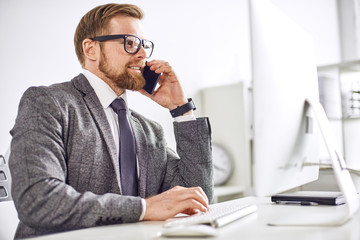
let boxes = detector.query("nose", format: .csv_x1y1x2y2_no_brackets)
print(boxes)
136,43,147,59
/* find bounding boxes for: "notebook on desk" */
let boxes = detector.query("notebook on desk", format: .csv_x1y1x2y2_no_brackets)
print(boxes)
271,191,345,206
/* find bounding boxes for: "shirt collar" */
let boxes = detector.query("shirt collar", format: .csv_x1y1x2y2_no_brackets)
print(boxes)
82,69,129,110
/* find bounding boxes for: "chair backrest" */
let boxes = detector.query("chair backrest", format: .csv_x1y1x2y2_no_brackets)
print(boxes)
0,149,19,240
0,154,12,202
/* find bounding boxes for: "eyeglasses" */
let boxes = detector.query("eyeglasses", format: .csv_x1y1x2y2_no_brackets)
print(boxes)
91,34,154,58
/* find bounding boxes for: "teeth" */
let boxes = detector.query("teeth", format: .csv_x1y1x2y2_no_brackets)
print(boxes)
129,66,140,70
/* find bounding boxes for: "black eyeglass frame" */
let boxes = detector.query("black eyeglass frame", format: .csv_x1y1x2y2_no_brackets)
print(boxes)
91,34,154,58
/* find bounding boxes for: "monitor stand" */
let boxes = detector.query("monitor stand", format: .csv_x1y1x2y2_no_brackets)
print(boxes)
268,99,359,226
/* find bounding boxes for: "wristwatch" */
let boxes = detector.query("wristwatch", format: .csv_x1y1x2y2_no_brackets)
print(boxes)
170,98,196,118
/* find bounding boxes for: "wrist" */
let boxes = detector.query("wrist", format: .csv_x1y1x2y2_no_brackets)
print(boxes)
168,99,188,111
143,198,153,221
170,98,196,118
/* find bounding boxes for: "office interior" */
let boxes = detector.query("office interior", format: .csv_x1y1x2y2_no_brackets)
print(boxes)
1,0,360,239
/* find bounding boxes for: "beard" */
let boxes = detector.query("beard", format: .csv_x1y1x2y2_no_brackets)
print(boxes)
98,49,146,91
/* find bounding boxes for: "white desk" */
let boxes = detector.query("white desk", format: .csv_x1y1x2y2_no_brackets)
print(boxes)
27,197,360,240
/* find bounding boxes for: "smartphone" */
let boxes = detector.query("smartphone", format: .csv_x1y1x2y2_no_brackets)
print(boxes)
142,62,161,94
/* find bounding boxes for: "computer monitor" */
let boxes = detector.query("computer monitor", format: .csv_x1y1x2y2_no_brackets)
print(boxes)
250,0,359,226
250,0,321,197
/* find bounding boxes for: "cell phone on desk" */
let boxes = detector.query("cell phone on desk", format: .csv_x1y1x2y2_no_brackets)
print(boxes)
142,62,161,94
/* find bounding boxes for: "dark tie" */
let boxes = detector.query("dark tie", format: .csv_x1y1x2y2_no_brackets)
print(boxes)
110,98,138,196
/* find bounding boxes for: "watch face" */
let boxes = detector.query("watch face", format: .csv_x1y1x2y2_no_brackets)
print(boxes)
212,143,233,186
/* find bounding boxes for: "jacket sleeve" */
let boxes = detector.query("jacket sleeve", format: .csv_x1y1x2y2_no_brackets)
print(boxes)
9,87,142,234
162,118,214,202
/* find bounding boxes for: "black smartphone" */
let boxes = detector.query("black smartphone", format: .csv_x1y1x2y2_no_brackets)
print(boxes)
142,62,161,94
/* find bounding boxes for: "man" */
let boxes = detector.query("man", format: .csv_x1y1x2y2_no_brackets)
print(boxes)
9,3,213,239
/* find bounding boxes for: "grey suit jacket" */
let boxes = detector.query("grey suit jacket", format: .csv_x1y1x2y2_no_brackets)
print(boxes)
9,74,213,239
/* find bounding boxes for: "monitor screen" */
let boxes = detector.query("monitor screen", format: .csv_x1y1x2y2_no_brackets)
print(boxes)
250,0,322,196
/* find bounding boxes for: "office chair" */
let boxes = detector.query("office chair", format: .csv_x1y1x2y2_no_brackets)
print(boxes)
0,149,19,240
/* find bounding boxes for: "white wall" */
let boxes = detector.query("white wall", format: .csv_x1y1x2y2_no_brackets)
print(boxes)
269,0,341,66
0,0,249,153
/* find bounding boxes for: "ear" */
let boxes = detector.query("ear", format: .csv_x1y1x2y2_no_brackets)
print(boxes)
82,39,98,61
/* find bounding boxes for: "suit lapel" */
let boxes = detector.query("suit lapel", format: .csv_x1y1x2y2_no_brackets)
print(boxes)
71,74,122,192
129,113,149,198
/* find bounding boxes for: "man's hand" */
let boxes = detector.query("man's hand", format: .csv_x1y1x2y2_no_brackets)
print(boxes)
139,60,192,114
143,186,210,221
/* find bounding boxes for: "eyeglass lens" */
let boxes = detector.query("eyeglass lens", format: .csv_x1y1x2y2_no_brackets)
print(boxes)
125,36,153,58
125,36,141,53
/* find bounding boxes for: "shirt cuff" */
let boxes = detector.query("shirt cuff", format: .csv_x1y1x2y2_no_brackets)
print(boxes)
174,114,196,122
139,198,146,221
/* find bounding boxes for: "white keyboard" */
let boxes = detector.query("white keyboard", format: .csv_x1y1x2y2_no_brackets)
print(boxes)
164,199,258,228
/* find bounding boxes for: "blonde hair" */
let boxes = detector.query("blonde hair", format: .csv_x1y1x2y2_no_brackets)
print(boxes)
74,3,144,67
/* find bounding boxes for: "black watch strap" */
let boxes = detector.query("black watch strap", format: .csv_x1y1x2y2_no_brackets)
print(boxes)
170,98,196,118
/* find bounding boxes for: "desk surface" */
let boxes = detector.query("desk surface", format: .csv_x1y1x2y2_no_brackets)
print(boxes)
27,197,360,240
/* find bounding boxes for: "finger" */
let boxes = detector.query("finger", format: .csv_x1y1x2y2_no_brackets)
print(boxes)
146,60,163,70
170,195,207,214
157,74,166,85
171,187,209,213
182,208,202,216
181,198,208,213
149,61,172,75
156,64,172,75
195,187,210,207
180,187,210,209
